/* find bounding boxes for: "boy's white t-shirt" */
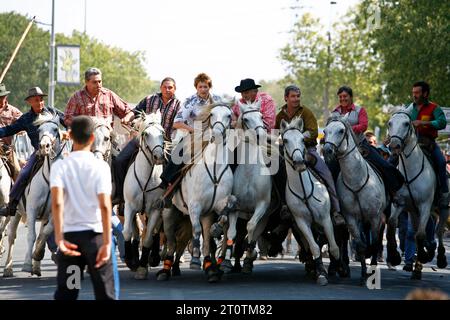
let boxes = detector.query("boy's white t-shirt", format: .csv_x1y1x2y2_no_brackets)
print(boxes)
50,150,112,233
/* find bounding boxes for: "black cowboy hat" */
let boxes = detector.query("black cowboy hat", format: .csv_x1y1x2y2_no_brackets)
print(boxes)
234,78,261,93
24,87,47,101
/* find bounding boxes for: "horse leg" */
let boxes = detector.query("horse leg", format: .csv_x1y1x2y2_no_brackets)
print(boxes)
411,260,423,280
172,215,192,277
149,230,162,268
156,207,178,281
22,212,37,274
415,204,432,264
0,216,11,258
369,218,381,267
31,221,48,277
242,203,270,274
293,217,327,285
318,215,340,260
221,210,237,273
437,206,448,268
122,201,139,271
386,203,403,266
346,215,367,285
135,210,160,280
200,214,222,283
188,204,203,270
231,216,247,273
3,214,20,277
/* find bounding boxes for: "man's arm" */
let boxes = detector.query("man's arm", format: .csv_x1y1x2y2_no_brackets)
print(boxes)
95,193,111,268
302,108,319,145
110,91,133,124
261,95,276,131
64,95,78,128
51,186,80,256
0,115,26,138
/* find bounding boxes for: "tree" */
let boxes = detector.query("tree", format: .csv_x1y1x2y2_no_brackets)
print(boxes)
0,12,158,112
361,0,450,106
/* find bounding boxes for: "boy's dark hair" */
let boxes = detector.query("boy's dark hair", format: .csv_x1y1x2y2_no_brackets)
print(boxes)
413,81,430,96
284,85,301,98
70,116,95,144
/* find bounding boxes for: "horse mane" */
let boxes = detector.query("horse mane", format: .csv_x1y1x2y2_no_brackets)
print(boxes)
90,117,112,129
32,110,57,127
235,100,260,130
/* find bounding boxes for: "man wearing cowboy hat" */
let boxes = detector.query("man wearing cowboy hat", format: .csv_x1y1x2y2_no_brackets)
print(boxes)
0,87,67,217
0,83,23,178
231,78,276,131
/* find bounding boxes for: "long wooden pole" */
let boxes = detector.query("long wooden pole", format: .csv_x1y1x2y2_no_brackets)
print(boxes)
0,16,36,83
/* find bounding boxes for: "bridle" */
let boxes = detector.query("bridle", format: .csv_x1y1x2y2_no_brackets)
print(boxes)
389,111,417,158
323,119,357,160
92,123,112,162
281,127,305,170
240,108,265,133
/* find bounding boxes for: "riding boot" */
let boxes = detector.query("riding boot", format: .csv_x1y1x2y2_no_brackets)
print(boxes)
0,199,19,217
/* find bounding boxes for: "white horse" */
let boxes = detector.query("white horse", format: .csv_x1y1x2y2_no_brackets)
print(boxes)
225,100,273,274
387,108,447,279
280,118,339,285
91,118,113,163
323,115,387,285
122,112,166,279
3,112,64,277
158,101,235,283
0,145,13,258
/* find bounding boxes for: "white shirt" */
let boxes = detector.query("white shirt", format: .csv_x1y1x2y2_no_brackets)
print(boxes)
50,150,112,233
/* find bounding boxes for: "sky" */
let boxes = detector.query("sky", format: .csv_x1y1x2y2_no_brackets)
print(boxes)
2,0,360,101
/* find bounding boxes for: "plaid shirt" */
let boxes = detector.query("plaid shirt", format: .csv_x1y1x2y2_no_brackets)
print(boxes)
134,93,181,140
232,92,276,131
0,103,23,145
64,87,131,127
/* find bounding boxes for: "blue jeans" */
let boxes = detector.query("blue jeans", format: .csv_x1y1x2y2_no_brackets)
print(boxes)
111,233,120,300
112,210,125,261
404,215,436,264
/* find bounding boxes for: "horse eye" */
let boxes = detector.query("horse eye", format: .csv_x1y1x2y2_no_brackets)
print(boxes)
403,122,408,127
339,129,344,134
104,137,110,142
283,139,287,144
243,118,248,122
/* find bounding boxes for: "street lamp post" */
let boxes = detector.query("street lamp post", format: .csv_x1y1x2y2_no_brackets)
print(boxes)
323,1,336,122
48,0,56,108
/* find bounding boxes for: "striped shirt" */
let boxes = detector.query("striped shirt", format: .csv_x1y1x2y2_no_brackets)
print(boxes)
0,103,23,145
134,93,181,140
64,87,131,127
232,92,276,131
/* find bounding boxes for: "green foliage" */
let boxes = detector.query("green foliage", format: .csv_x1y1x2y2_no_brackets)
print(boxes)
259,79,286,111
361,0,450,106
0,12,158,112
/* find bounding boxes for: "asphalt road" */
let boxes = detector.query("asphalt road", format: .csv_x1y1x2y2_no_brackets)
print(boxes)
0,224,449,300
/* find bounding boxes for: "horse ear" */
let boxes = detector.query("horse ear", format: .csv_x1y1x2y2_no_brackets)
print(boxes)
256,99,262,110
280,119,288,133
296,117,304,132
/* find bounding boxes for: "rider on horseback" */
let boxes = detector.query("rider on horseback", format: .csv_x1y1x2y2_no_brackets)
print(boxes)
0,87,67,217
404,81,448,206
328,86,405,204
275,85,346,226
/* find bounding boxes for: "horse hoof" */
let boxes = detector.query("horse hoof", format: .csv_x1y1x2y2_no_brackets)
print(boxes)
242,259,253,274
32,267,41,277
338,264,351,278
22,263,32,273
437,246,448,269
387,250,402,266
149,254,161,268
220,260,233,274
156,269,170,281
125,259,138,272
134,266,148,280
328,263,337,277
3,268,13,278
190,257,201,270
411,270,422,280
417,250,428,264
172,266,181,276
317,274,328,286
231,264,242,273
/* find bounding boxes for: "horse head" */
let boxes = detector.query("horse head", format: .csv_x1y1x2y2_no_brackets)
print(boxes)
91,117,113,161
323,115,356,161
237,100,266,144
201,100,233,144
137,111,165,165
280,117,309,172
33,111,61,157
387,107,414,155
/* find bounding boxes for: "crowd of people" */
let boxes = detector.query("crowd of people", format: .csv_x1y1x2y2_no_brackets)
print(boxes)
0,68,447,299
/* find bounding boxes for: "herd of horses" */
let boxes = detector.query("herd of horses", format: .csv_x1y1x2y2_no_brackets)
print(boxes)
0,102,447,287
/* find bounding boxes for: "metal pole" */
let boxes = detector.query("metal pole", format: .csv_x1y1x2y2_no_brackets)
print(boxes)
0,16,35,83
322,1,336,123
49,0,56,107
84,0,87,33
